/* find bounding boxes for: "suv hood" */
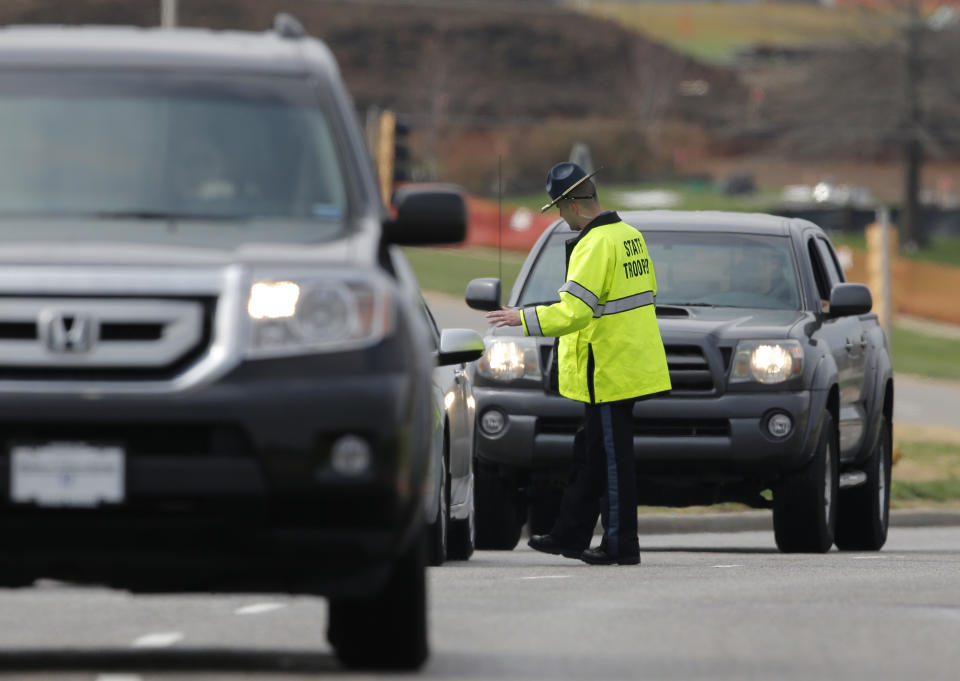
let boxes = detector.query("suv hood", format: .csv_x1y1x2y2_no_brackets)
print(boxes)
0,219,379,267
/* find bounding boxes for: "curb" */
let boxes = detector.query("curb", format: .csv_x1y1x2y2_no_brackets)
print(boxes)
633,509,960,535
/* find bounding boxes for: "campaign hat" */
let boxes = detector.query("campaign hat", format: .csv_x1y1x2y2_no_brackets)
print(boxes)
540,162,602,213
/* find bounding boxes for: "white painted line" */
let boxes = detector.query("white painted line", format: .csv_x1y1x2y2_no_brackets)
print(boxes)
131,632,184,648
96,676,143,681
712,565,744,568
851,555,884,560
520,575,572,580
235,602,287,615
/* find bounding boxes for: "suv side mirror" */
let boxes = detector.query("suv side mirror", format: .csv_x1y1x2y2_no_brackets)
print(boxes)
827,283,872,318
465,277,501,311
437,328,484,366
382,184,466,246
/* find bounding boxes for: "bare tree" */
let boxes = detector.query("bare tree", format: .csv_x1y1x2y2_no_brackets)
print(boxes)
746,4,960,247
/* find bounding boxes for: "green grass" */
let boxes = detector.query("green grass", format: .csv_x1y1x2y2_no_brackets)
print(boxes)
403,246,525,301
901,235,960,268
575,1,897,62
892,479,960,504
891,326,960,381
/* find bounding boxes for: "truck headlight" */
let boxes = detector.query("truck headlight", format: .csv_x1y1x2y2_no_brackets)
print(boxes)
476,337,542,382
246,275,391,357
730,340,803,384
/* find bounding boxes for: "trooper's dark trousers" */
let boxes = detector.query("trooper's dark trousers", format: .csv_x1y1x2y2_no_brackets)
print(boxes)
550,398,640,559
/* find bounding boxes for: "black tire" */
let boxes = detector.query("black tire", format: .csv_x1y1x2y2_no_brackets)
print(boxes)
327,529,428,670
447,465,475,560
527,485,563,536
835,414,892,551
773,411,839,553
427,451,448,566
474,459,524,550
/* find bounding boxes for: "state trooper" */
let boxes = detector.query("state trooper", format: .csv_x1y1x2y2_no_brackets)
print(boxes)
486,162,671,565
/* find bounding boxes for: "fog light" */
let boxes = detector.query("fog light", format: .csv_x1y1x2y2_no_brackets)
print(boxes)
330,435,372,476
480,409,506,436
767,413,793,438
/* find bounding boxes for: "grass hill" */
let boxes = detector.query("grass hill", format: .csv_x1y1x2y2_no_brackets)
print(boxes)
578,1,899,62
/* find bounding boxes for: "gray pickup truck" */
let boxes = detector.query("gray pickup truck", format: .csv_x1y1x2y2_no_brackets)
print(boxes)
466,211,894,554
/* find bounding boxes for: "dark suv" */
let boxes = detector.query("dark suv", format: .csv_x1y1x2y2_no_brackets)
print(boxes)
0,16,473,670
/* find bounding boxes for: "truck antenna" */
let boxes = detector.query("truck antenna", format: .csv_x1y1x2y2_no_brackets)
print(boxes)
498,155,503,305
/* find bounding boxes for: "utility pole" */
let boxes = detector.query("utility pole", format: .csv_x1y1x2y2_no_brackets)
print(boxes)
902,0,925,247
161,0,178,29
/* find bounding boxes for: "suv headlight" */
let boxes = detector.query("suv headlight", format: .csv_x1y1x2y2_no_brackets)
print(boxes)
476,336,542,382
246,276,392,358
730,340,803,385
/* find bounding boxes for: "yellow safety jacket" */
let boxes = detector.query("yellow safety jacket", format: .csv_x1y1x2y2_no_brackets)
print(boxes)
520,211,671,403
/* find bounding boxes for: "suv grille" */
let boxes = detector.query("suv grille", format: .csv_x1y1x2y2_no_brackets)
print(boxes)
0,297,215,381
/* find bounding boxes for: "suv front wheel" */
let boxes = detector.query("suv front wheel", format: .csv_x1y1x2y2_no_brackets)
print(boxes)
327,529,428,670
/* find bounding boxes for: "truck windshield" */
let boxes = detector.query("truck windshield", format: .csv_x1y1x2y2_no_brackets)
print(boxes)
518,230,801,311
0,70,349,242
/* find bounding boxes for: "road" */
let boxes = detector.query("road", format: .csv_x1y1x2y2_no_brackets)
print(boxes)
0,525,957,680
423,291,960,433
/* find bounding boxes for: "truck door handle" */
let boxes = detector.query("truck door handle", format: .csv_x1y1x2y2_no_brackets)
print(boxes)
859,335,869,349
845,339,855,353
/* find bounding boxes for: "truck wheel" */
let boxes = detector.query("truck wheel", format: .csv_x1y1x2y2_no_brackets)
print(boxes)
835,415,891,551
447,474,475,561
428,452,448,566
773,412,839,553
474,459,523,550
327,529,428,670
527,485,563,536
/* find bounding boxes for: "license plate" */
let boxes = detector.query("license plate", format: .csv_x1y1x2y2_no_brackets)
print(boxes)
10,442,125,507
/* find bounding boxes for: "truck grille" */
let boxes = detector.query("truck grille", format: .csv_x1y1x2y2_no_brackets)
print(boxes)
0,297,215,380
665,344,714,394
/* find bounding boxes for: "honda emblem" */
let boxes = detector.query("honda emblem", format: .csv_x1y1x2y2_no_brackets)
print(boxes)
38,310,98,354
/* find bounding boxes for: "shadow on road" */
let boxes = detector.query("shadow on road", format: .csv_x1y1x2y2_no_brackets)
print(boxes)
0,648,342,674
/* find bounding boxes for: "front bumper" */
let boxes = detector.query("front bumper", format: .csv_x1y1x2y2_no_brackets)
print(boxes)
0,352,428,594
474,385,826,481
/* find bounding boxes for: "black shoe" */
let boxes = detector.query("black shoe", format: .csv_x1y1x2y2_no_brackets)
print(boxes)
528,534,584,559
579,547,641,566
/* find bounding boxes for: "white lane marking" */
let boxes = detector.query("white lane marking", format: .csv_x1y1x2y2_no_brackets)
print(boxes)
131,632,184,648
96,676,143,681
713,564,744,568
520,575,572,580
852,555,884,560
235,602,287,615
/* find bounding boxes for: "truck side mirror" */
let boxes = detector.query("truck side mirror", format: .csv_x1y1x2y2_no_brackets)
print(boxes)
382,183,466,246
465,277,501,311
827,283,872,318
437,328,484,366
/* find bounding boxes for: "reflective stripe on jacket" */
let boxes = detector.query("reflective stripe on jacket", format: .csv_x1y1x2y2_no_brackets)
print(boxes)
520,211,672,403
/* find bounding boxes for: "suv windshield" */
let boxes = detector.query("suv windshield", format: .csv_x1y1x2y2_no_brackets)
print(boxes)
0,70,348,244
518,230,801,311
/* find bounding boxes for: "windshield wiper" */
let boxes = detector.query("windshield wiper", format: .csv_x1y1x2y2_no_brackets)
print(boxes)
666,302,718,307
91,210,248,221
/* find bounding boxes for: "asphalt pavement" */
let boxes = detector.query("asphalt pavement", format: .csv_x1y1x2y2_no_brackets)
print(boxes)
0,525,958,680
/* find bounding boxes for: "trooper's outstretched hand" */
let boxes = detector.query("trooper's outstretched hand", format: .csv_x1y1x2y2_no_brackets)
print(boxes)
486,306,522,327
